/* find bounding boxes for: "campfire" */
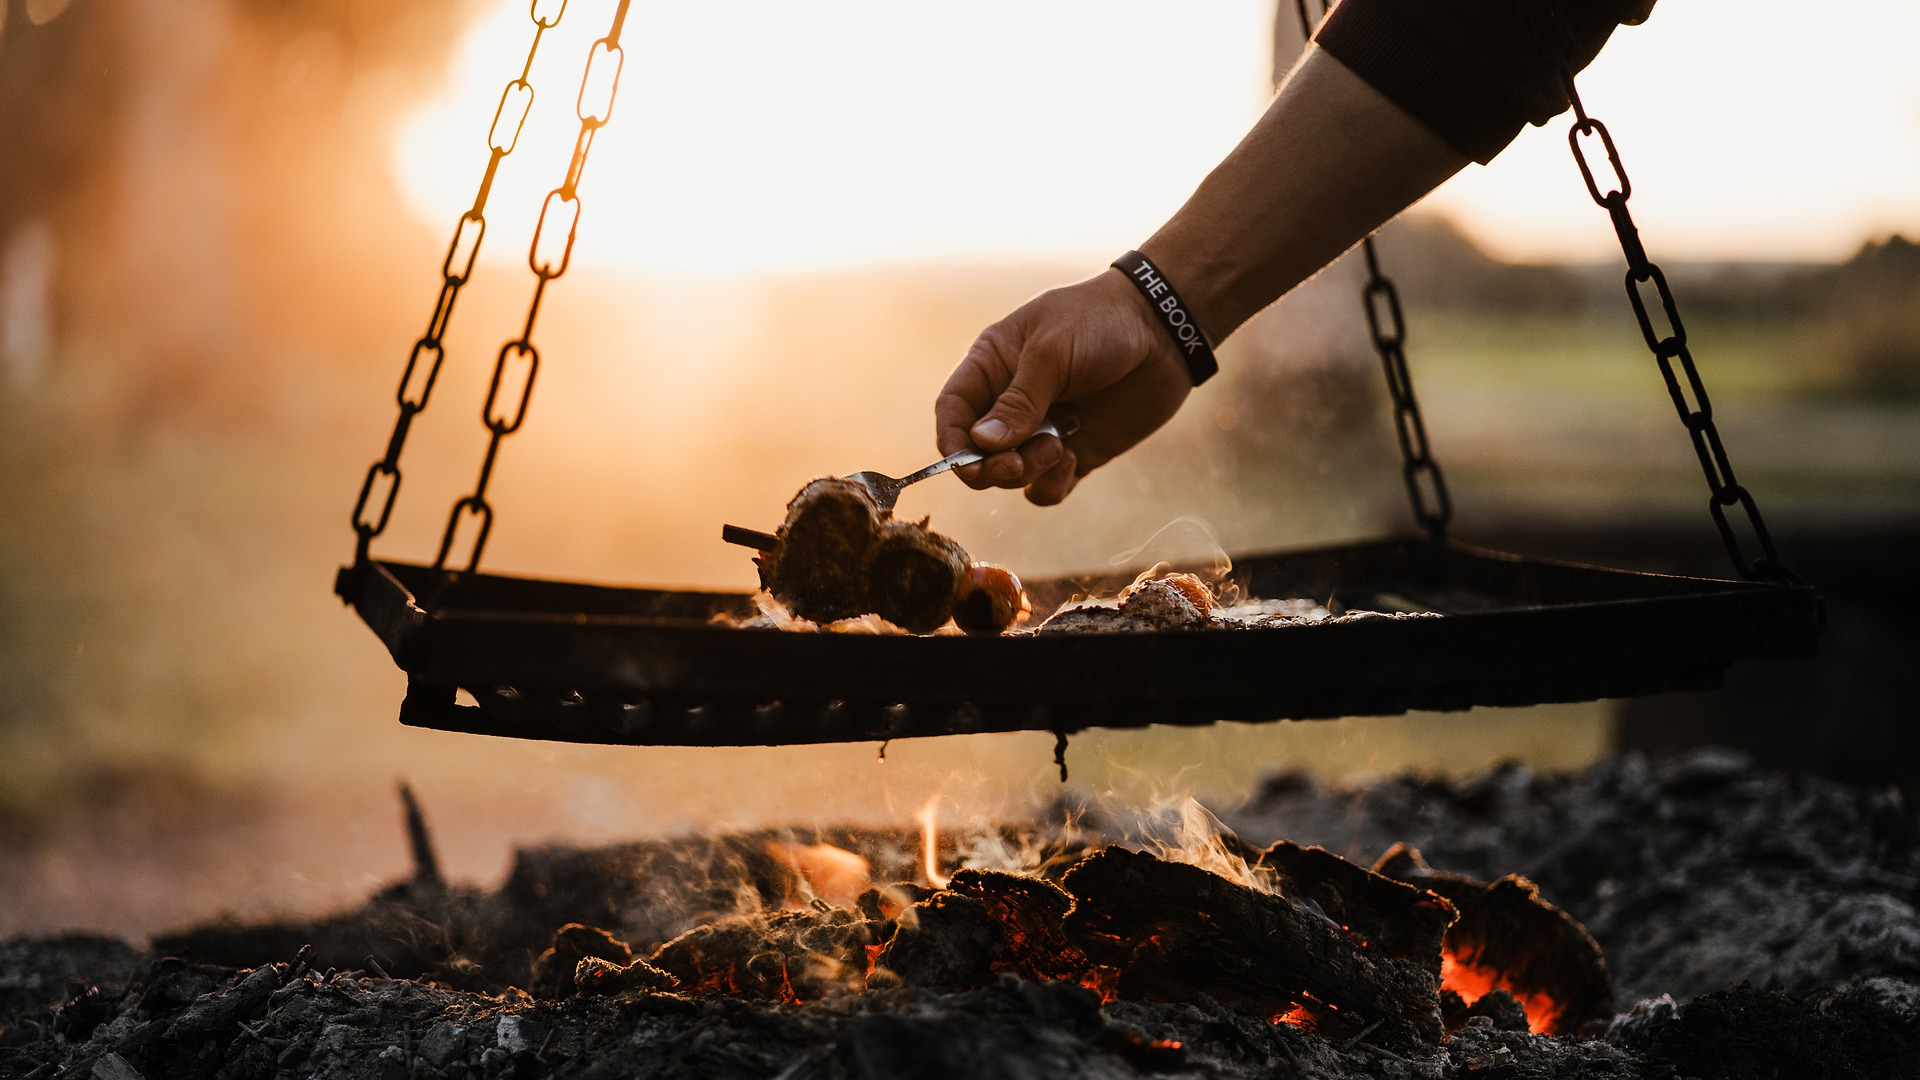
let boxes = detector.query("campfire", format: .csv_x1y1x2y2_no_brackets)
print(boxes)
504,802,1608,1056
6,753,1917,1080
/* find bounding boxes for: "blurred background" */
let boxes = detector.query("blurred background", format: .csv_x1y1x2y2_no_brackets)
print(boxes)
2,0,1915,938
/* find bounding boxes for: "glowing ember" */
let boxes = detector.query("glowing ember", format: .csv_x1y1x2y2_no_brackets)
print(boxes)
1274,1003,1315,1028
1440,949,1562,1034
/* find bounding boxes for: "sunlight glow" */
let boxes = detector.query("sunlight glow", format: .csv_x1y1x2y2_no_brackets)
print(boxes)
394,0,1920,273
1422,0,1920,262
392,0,1273,274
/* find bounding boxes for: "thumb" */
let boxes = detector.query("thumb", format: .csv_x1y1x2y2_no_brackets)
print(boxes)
969,348,1064,452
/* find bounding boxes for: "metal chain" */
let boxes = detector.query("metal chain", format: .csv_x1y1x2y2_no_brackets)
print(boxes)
350,0,572,569
1361,240,1453,537
1294,0,1452,539
435,0,633,573
1533,2,1796,585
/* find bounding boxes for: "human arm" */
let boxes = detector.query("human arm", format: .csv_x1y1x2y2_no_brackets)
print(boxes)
934,45,1468,505
937,0,1653,505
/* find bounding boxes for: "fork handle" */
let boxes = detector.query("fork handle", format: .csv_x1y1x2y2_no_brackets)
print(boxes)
907,415,1076,486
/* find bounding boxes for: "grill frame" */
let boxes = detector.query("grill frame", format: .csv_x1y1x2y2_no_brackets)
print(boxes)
337,537,1822,747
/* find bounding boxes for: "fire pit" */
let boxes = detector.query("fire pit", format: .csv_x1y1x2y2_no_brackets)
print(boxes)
5,752,1916,1079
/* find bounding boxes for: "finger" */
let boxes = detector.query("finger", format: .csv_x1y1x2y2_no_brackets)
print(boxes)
1021,430,1066,476
1025,448,1080,506
973,448,1029,489
971,334,1067,452
997,431,1064,489
938,334,1016,483
935,364,998,456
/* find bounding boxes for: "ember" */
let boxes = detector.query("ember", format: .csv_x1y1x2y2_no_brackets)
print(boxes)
1378,845,1608,1035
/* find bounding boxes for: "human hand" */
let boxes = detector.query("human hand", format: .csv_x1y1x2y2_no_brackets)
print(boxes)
935,268,1195,505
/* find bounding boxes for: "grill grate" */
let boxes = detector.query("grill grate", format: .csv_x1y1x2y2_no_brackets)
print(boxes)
337,537,1821,748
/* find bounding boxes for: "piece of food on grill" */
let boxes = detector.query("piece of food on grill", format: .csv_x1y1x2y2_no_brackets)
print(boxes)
1034,605,1151,634
951,563,1032,636
1039,572,1221,634
757,476,1001,633
1117,572,1217,628
759,477,884,624
867,520,970,634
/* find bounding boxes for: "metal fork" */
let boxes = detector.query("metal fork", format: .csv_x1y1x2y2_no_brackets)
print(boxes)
848,413,1080,514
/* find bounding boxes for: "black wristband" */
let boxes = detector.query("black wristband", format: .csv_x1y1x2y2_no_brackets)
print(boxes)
1111,250,1218,386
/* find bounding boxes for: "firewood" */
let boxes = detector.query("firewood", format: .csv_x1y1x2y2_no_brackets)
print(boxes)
1375,844,1611,1034
1256,841,1455,969
945,869,1089,984
868,892,1003,991
1059,846,1444,1051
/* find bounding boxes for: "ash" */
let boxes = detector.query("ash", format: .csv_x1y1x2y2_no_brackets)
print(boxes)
4,750,1917,1080
1222,748,1920,1006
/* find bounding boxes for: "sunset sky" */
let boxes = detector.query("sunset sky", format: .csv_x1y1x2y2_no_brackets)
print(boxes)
392,0,1920,274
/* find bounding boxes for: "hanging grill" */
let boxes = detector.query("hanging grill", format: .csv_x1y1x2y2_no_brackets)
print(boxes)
338,0,1821,752
341,541,1817,747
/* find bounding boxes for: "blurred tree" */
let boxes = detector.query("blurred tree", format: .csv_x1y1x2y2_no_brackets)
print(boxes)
1810,234,1920,398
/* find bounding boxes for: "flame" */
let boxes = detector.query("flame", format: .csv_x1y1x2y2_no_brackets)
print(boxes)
762,839,871,910
1133,796,1268,892
917,797,951,889
1440,950,1561,1034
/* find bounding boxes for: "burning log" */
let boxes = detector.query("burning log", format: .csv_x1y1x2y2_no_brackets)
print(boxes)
1375,844,1611,1034
868,892,1004,991
1058,847,1447,1052
871,870,1092,992
860,845,1472,1052
946,870,1089,984
1255,841,1455,968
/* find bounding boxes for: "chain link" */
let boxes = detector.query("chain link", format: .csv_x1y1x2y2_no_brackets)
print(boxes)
1294,0,1452,539
1533,1,1796,585
1362,244,1453,535
436,0,633,573
350,1,571,569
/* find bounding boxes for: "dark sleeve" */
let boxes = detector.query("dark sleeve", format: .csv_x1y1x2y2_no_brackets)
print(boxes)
1314,0,1648,164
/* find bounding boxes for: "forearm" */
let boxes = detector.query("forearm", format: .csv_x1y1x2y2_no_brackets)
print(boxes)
1137,45,1468,345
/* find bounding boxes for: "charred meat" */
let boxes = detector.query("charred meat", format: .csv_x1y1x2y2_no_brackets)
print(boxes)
758,478,885,624
756,477,1026,633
